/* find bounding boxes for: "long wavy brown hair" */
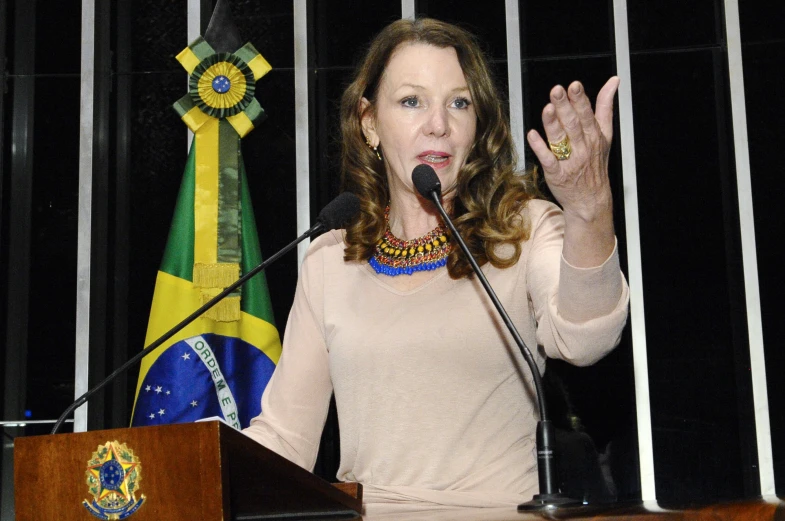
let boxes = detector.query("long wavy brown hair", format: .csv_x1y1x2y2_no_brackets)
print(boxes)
340,18,541,279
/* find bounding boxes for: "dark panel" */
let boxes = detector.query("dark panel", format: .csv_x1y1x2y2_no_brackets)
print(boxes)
25,75,80,422
741,41,785,494
110,0,134,429
310,66,350,222
416,1,509,96
627,0,722,52
129,0,187,73
120,0,185,421
230,0,294,68
739,0,785,44
309,0,401,70
418,0,508,61
119,0,188,418
523,56,639,502
519,0,613,58
125,70,188,390
307,1,401,215
632,49,752,502
33,0,81,74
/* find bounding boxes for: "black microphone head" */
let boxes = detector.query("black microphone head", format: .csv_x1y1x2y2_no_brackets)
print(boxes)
317,192,361,231
412,164,442,199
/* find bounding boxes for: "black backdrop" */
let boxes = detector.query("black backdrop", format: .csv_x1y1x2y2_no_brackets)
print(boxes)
2,0,784,510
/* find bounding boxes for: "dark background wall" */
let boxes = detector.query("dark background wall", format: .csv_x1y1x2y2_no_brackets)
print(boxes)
1,0,783,514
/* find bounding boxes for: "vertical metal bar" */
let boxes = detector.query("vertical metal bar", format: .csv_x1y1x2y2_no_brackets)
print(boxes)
2,2,35,516
294,0,310,266
187,0,201,148
724,0,775,496
75,0,96,433
504,0,525,169
402,0,416,19
188,0,201,43
611,0,656,501
0,0,7,241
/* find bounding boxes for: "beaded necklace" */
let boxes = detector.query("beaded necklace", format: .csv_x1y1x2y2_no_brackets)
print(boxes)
368,207,451,276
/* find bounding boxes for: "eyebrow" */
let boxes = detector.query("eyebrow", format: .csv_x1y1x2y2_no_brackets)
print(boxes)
396,83,471,94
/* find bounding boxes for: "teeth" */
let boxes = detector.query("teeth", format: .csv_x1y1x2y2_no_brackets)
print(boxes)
423,155,447,163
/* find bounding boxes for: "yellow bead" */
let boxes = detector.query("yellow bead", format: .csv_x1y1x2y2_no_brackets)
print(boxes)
440,235,447,242
426,244,432,252
394,249,401,256
433,239,440,247
417,245,424,253
410,248,416,256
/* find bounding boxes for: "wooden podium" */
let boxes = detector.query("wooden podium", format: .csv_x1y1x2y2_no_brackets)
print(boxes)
14,421,362,520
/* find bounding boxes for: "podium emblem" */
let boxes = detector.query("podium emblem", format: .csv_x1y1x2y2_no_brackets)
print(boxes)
82,440,146,520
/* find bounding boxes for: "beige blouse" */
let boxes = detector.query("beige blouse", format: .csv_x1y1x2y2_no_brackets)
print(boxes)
243,199,630,514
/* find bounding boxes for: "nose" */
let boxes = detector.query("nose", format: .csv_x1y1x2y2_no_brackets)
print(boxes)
423,105,449,137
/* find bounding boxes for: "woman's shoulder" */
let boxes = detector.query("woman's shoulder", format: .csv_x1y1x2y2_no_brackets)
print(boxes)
310,229,346,250
302,229,348,268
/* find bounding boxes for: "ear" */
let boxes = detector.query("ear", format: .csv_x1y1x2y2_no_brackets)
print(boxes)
360,97,379,148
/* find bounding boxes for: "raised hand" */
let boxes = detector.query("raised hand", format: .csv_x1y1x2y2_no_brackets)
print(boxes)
526,77,620,267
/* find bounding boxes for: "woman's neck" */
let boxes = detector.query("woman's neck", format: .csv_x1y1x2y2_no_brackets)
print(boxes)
387,192,448,240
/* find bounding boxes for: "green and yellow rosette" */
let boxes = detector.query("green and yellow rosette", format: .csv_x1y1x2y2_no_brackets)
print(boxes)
173,37,271,322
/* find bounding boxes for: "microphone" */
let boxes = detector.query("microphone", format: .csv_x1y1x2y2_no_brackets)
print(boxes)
411,164,579,511
52,192,361,435
316,191,361,231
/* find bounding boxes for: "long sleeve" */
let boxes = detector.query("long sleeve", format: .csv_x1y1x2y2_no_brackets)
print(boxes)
525,199,629,366
242,236,335,471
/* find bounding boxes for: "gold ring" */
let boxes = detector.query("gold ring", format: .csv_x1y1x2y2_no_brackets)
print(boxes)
549,136,572,161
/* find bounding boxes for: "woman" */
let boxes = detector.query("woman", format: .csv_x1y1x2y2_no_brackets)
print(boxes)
244,18,629,514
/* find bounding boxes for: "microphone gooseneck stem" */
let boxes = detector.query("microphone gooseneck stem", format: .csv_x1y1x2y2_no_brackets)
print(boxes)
51,222,324,435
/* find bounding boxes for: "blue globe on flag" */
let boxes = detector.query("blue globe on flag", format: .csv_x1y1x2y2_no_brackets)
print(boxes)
133,333,276,429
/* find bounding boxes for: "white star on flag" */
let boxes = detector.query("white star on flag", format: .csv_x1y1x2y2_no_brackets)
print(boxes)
155,386,162,394
190,400,198,407
182,352,190,360
145,385,151,392
158,409,165,416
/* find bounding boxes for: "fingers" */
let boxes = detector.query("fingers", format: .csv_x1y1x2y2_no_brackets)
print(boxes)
539,77,620,154
546,85,585,148
526,129,560,172
568,82,598,141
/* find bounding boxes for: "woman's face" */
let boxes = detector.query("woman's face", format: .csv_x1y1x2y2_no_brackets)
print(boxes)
362,43,477,201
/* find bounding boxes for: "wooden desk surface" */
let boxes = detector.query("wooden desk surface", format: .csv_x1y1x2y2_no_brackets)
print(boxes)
358,496,785,521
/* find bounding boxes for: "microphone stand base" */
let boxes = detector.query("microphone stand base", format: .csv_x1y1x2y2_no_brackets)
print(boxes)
517,493,583,511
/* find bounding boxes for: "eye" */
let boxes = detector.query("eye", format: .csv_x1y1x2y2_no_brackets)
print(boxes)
451,97,472,109
400,96,419,108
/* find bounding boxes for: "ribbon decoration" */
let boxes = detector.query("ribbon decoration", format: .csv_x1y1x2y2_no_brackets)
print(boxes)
173,37,271,321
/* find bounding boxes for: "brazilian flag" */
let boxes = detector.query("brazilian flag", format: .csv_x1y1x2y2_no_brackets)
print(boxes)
130,147,282,429
131,33,281,429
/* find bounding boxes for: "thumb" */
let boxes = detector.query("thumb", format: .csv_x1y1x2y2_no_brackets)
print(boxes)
596,76,620,141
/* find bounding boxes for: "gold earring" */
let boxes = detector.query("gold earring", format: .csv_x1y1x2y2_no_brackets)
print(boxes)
365,136,382,161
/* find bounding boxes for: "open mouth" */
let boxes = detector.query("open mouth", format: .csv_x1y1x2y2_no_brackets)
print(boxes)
419,153,450,166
